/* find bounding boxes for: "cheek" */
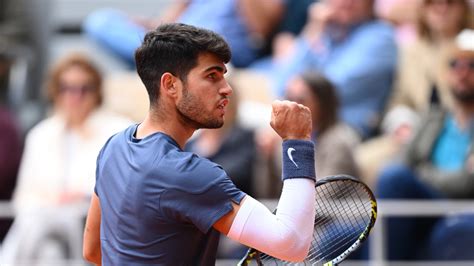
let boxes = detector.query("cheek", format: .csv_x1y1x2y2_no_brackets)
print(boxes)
444,7,463,23
468,74,474,85
425,9,444,22
84,96,99,110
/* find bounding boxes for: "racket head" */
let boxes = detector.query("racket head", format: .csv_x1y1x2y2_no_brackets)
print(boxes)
238,174,377,266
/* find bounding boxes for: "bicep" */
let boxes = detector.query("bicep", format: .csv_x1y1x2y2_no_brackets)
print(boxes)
83,192,102,264
213,196,245,235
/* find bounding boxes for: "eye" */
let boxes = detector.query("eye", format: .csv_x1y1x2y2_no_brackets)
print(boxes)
207,73,217,80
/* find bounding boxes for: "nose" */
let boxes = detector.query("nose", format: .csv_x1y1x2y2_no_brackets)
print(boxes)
220,81,233,96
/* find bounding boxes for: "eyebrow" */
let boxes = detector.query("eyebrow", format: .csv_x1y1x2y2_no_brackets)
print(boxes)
203,65,227,74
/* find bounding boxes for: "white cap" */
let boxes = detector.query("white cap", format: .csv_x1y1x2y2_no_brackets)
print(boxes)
455,29,474,52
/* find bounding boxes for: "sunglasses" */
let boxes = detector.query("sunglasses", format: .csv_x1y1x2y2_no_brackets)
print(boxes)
449,59,474,70
59,84,96,95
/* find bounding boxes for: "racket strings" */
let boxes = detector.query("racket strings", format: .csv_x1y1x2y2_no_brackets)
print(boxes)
307,182,371,263
257,180,374,266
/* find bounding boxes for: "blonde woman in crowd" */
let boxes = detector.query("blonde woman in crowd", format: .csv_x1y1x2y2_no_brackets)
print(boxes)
389,0,472,116
13,53,131,210
1,53,131,264
356,0,473,186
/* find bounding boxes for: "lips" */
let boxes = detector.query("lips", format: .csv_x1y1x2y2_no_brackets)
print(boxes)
217,98,229,116
218,98,229,109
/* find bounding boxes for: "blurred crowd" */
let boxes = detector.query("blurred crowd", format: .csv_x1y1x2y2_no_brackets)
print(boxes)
0,0,473,264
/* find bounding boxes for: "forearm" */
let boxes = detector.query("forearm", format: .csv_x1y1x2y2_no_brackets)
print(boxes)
160,1,189,23
237,0,285,37
274,38,315,95
418,163,474,198
228,140,316,262
83,194,102,264
228,179,315,261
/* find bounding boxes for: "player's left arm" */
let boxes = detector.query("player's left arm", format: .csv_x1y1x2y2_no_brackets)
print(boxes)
83,192,102,265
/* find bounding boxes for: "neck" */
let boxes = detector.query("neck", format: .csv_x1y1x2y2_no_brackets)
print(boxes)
62,111,90,130
453,103,474,130
430,29,457,44
137,107,195,149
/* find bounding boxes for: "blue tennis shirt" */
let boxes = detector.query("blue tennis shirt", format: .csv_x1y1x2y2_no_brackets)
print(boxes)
95,124,246,265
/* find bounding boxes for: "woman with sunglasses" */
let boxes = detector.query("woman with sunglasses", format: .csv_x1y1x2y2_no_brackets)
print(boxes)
1,53,131,264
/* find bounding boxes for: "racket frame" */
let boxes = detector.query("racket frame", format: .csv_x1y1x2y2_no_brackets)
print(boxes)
238,174,377,266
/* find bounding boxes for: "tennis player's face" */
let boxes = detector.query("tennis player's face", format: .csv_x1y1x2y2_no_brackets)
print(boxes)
176,53,232,129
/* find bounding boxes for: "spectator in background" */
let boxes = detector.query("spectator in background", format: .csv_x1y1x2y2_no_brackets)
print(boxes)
375,0,419,45
260,71,359,196
0,0,51,128
376,29,474,260
356,0,473,186
83,0,286,68
285,71,359,179
276,0,315,36
0,107,22,243
13,54,131,211
387,0,472,131
1,54,131,263
264,0,397,139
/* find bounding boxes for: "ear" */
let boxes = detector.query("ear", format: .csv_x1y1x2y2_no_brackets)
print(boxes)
160,72,178,98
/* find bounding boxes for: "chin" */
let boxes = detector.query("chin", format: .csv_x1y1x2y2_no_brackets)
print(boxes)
202,119,224,129
207,122,224,129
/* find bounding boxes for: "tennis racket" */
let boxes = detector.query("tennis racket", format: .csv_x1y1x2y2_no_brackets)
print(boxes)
238,174,377,266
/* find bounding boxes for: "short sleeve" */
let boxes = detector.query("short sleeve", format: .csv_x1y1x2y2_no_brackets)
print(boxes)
93,147,104,196
160,169,246,233
94,134,115,196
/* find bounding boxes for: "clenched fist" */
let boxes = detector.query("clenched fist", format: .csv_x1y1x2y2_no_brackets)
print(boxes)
270,100,312,141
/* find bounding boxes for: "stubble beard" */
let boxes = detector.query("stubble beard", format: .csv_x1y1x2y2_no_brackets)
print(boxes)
176,85,224,129
452,85,474,105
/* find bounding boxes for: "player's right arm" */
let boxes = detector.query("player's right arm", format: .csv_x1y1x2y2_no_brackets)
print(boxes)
83,192,102,265
213,100,316,262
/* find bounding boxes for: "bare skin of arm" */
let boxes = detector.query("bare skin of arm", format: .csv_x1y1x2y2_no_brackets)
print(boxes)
83,101,312,257
83,193,102,265
133,2,189,30
237,0,285,38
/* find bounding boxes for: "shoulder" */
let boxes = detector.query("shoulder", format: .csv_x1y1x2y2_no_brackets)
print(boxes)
354,19,396,45
160,150,230,193
25,115,63,141
88,109,133,133
97,124,135,159
362,19,394,34
419,107,447,128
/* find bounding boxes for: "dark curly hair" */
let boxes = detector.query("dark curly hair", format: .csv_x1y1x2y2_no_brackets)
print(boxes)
135,23,231,105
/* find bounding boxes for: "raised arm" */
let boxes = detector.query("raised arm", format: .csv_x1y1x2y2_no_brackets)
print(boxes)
83,192,102,265
213,100,316,262
237,0,286,38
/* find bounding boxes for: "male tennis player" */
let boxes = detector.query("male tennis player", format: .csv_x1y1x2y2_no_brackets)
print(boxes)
83,23,316,265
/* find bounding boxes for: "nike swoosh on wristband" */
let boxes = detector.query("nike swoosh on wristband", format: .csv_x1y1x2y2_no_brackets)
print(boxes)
287,148,298,168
